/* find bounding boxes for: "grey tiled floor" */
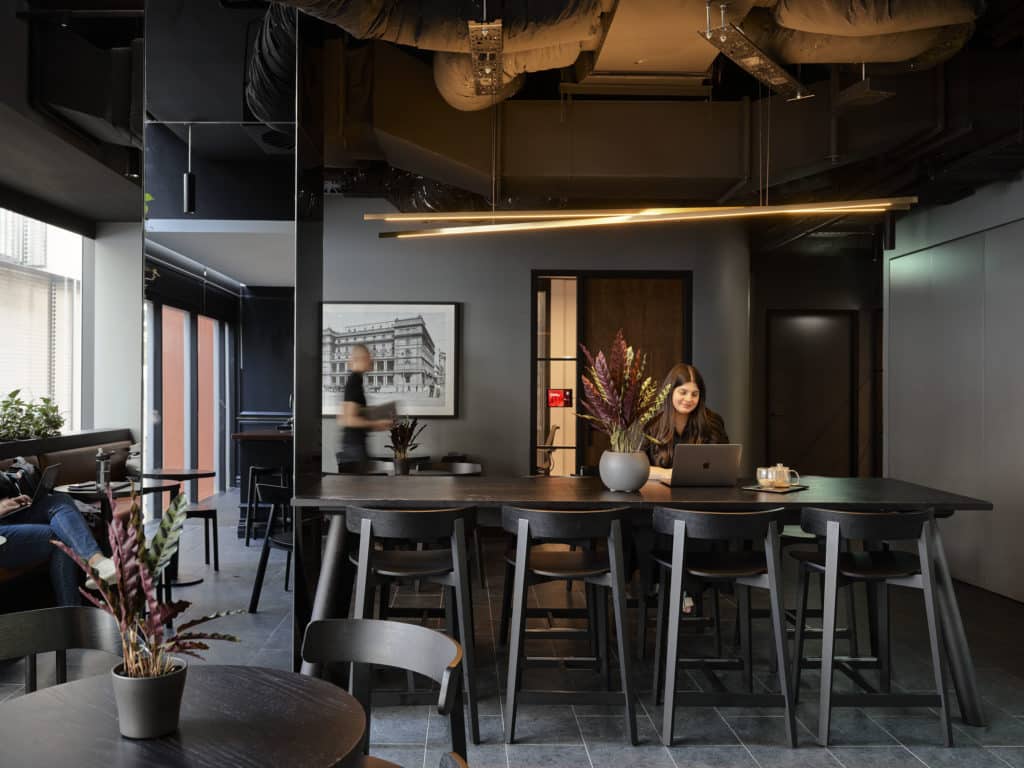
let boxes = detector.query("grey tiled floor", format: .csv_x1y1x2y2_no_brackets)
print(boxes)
0,489,291,698
356,533,1024,768
4,505,1024,768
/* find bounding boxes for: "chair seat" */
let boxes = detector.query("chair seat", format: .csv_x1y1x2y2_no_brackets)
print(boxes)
505,542,610,578
185,505,216,519
651,549,768,579
350,547,453,578
790,549,920,580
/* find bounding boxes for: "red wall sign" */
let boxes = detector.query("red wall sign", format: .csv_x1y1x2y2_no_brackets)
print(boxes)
547,388,573,408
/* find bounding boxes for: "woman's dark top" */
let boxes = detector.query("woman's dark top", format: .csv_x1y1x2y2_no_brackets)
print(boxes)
340,371,368,462
647,410,730,468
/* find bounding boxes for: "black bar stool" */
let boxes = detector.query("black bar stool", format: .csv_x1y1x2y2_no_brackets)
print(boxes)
245,465,287,546
790,507,951,746
248,484,294,613
652,506,795,748
346,504,480,745
412,462,488,588
502,505,637,745
185,503,219,571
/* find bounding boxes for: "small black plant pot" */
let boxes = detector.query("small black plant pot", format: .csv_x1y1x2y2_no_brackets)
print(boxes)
111,660,187,739
393,458,409,476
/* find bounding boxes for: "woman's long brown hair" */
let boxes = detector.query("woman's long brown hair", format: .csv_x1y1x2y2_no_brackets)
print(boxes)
648,363,728,467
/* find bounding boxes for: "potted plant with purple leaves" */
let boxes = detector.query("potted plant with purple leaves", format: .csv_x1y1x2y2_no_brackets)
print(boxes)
578,330,671,492
387,416,426,475
53,488,241,739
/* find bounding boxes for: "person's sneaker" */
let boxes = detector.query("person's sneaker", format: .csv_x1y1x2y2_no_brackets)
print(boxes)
84,557,116,590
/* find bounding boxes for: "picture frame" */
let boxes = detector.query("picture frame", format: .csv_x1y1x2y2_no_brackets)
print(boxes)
321,302,460,418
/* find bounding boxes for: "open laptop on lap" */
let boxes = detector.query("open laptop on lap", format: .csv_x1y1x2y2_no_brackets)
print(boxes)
660,444,742,487
0,462,61,518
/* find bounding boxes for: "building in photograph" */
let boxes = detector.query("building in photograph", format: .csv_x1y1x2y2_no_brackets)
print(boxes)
322,314,441,398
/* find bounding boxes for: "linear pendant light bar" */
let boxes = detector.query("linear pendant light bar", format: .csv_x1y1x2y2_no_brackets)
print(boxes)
365,196,916,224
375,197,916,240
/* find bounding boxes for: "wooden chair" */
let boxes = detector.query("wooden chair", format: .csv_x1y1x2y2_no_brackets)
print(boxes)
651,506,795,748
301,618,468,763
346,505,480,744
248,483,294,614
0,606,121,693
790,507,951,746
501,505,637,745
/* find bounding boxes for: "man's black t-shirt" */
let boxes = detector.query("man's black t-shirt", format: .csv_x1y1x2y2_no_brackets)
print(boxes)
340,371,368,461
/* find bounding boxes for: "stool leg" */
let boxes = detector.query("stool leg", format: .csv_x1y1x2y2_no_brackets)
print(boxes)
919,522,953,747
473,527,486,589
817,521,841,747
248,523,273,613
498,560,514,647
877,582,890,692
353,518,373,620
284,549,292,592
596,588,610,689
738,584,753,693
212,513,220,572
661,519,687,747
765,524,796,748
791,565,810,708
586,582,600,671
635,588,648,662
504,519,530,744
203,517,211,566
245,469,256,546
452,519,481,745
844,580,859,658
712,586,723,658
55,650,67,685
608,520,637,745
25,654,37,693
653,568,667,706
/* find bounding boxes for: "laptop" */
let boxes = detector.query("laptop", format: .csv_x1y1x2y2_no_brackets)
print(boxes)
1,462,61,518
661,444,742,487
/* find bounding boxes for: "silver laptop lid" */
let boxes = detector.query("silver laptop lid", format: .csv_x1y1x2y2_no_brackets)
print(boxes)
665,444,742,487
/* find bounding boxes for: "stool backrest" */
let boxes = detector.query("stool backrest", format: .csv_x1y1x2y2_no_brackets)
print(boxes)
256,483,292,507
345,505,475,540
501,505,630,540
0,607,122,692
301,618,465,754
652,506,787,540
800,507,930,541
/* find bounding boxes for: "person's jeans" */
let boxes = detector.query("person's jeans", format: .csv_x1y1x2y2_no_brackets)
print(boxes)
0,524,83,606
0,492,102,606
5,493,101,562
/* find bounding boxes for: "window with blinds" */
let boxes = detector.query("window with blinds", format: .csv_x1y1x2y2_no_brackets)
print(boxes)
0,211,82,432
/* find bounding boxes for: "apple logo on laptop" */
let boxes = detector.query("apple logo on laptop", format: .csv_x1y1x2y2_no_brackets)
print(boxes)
702,462,711,470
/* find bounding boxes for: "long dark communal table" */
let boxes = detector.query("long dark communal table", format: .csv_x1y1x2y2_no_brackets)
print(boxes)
293,474,993,726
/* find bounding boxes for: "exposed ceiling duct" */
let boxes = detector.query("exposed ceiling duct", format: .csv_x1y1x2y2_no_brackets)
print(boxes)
277,0,982,108
275,0,614,110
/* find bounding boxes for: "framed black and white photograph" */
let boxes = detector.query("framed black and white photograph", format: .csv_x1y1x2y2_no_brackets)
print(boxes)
321,302,459,417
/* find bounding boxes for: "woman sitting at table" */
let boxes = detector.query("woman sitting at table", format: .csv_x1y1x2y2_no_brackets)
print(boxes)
0,471,115,605
647,363,729,482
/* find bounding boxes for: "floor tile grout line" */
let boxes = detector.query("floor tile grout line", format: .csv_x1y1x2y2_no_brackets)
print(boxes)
570,702,597,768
986,747,1024,768
479,544,512,768
713,708,764,768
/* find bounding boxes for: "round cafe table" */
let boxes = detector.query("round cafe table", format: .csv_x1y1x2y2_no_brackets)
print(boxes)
0,665,366,768
142,468,216,588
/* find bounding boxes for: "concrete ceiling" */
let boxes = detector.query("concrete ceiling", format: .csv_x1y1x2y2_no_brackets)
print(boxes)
146,219,295,287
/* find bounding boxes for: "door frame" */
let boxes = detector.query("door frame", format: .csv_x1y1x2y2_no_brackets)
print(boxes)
529,269,694,474
764,308,859,476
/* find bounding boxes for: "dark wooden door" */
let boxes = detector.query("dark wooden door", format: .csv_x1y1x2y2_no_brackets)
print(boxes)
580,276,687,468
767,311,856,476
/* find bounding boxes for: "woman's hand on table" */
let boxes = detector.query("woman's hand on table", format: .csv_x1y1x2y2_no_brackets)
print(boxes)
648,466,671,483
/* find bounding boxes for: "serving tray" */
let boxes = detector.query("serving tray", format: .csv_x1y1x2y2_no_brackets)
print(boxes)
740,484,809,494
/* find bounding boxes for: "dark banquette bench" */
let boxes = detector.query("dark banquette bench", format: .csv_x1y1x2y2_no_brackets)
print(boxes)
0,429,134,608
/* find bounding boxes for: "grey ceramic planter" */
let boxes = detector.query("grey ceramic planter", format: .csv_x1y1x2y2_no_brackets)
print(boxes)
598,450,650,492
111,660,187,739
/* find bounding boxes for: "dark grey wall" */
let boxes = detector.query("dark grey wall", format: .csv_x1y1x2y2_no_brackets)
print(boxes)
750,249,882,475
887,176,1024,601
321,197,751,476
